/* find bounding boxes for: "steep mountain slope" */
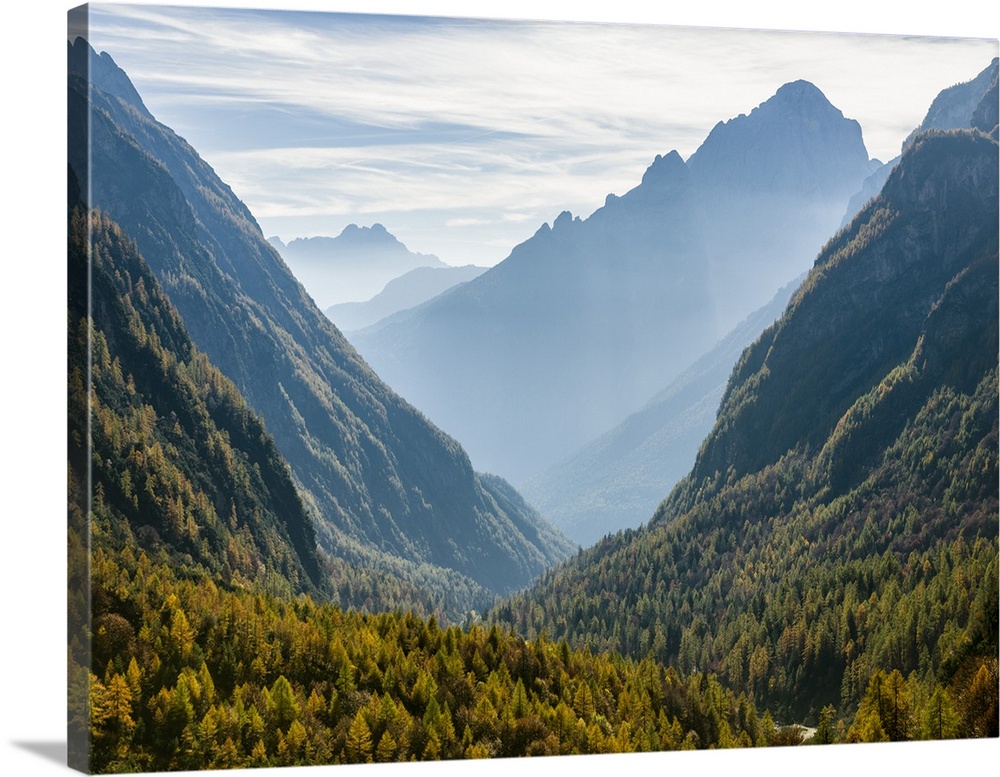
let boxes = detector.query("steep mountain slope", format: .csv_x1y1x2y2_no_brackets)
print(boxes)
523,276,801,546
902,58,998,149
68,189,324,598
327,264,487,332
494,129,999,727
272,224,447,308
68,38,573,614
351,82,875,484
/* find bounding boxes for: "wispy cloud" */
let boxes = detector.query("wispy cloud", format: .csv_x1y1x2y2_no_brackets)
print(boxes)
86,4,997,264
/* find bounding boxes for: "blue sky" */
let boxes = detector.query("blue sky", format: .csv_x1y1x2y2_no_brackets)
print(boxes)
80,2,997,266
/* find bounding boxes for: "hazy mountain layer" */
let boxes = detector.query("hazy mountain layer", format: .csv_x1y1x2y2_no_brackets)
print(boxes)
271,224,447,308
523,276,801,546
687,80,879,323
68,38,573,615
328,264,487,332
354,151,717,482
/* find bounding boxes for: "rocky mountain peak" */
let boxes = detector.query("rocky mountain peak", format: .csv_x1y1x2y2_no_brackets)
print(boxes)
639,150,687,186
687,80,870,193
68,37,152,120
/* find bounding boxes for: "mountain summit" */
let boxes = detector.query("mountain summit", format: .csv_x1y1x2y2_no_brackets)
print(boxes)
689,79,872,198
275,223,447,307
351,80,876,484
687,79,878,324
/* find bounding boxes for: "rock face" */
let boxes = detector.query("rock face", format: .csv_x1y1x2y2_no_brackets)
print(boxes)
971,62,999,135
351,81,876,484
689,80,873,199
68,38,574,615
902,58,999,150
688,80,879,327
276,224,447,308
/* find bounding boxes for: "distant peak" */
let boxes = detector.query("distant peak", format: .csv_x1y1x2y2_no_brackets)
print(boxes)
762,80,840,115
774,79,826,98
640,150,686,186
339,223,396,241
553,210,575,230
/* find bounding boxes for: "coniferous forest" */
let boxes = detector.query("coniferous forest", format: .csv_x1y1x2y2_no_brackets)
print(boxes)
65,10,999,775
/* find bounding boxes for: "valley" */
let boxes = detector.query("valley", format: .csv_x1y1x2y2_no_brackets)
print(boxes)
67,13,999,772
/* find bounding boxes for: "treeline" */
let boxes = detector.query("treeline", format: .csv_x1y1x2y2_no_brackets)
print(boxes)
69,206,324,598
79,542,792,773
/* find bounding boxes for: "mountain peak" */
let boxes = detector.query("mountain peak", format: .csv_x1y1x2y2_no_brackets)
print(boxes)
67,37,153,120
339,222,394,241
773,78,829,101
552,210,577,230
749,79,847,125
640,150,686,186
687,77,870,200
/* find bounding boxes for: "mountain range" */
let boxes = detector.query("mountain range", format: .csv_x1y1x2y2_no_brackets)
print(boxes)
269,224,447,308
349,80,880,484
68,38,573,619
67,18,999,769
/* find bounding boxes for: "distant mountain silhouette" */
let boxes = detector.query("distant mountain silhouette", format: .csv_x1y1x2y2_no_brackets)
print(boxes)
273,224,447,308
327,264,487,332
688,79,880,324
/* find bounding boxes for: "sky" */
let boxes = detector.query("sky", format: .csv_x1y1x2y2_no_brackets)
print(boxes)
78,1,997,267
